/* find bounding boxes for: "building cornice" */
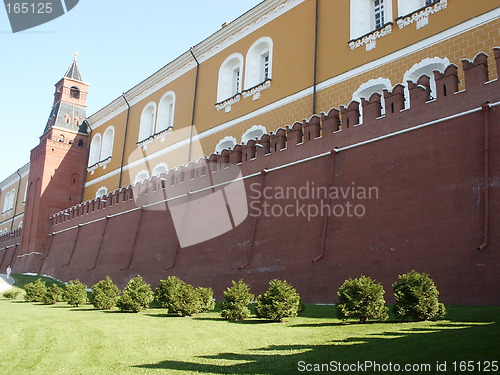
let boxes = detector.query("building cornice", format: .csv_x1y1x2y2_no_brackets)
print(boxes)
0,163,30,190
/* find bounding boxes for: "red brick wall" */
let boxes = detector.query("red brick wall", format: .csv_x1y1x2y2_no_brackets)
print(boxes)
12,50,500,305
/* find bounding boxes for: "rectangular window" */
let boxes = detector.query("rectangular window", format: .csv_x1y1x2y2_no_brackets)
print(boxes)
168,102,174,126
262,53,269,81
232,68,240,95
374,0,385,29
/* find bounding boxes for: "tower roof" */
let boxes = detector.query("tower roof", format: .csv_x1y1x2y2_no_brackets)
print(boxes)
64,51,82,81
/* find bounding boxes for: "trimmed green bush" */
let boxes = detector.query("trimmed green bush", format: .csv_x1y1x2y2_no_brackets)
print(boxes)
24,279,47,302
117,275,153,313
64,279,89,307
154,276,187,310
42,284,63,305
91,276,120,310
196,287,216,312
255,279,301,322
393,270,446,321
221,279,254,321
154,276,193,316
154,276,212,316
3,289,21,299
336,275,388,324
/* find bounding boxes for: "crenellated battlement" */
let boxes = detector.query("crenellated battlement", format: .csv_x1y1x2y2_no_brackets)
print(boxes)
50,49,500,228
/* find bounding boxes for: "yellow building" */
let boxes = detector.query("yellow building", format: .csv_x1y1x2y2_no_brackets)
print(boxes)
0,164,29,234
1,0,499,213
82,0,499,201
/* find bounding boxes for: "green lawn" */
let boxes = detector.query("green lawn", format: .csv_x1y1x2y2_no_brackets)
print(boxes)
0,275,498,375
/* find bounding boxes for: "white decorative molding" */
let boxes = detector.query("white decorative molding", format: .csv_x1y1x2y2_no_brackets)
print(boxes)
242,80,271,100
396,0,447,30
349,24,393,51
136,126,174,151
215,95,241,112
86,157,112,175
215,136,238,154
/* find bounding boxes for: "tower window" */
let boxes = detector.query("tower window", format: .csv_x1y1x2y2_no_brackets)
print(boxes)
70,86,80,99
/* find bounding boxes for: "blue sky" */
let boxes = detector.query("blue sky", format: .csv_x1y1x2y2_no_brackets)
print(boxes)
0,0,263,181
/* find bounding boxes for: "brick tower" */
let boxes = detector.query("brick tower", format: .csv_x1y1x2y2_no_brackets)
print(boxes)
21,53,89,257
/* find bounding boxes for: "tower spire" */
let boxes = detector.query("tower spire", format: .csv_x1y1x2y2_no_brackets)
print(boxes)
64,50,82,81
44,53,89,135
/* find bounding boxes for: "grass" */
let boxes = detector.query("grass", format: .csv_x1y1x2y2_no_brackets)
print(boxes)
0,275,498,375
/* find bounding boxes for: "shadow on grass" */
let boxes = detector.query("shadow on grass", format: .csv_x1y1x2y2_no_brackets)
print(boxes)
133,320,499,374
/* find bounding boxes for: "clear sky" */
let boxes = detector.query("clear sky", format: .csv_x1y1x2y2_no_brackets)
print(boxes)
0,0,264,182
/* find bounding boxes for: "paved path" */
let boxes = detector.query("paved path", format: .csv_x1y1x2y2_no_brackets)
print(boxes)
0,274,14,293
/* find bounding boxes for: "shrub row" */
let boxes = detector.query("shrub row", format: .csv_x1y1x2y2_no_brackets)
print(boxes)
337,270,446,323
12,270,444,324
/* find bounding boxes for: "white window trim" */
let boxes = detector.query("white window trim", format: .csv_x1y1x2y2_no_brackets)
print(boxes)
152,162,168,177
157,91,176,133
241,125,267,144
134,170,150,184
403,57,450,108
350,0,393,41
244,37,273,90
101,125,115,161
88,133,102,167
96,186,108,198
139,102,157,142
217,53,245,103
215,136,238,154
352,77,393,122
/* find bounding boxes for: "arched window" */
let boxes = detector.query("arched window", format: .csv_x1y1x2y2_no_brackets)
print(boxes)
101,126,115,160
3,191,11,213
398,0,438,16
18,221,22,229
245,37,273,89
403,57,449,107
241,125,267,144
3,189,16,213
139,102,157,141
157,92,175,132
9,189,15,211
134,170,150,184
88,133,102,166
215,136,237,154
350,0,392,40
217,53,244,102
152,163,168,177
70,86,80,99
96,187,108,198
352,78,392,122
